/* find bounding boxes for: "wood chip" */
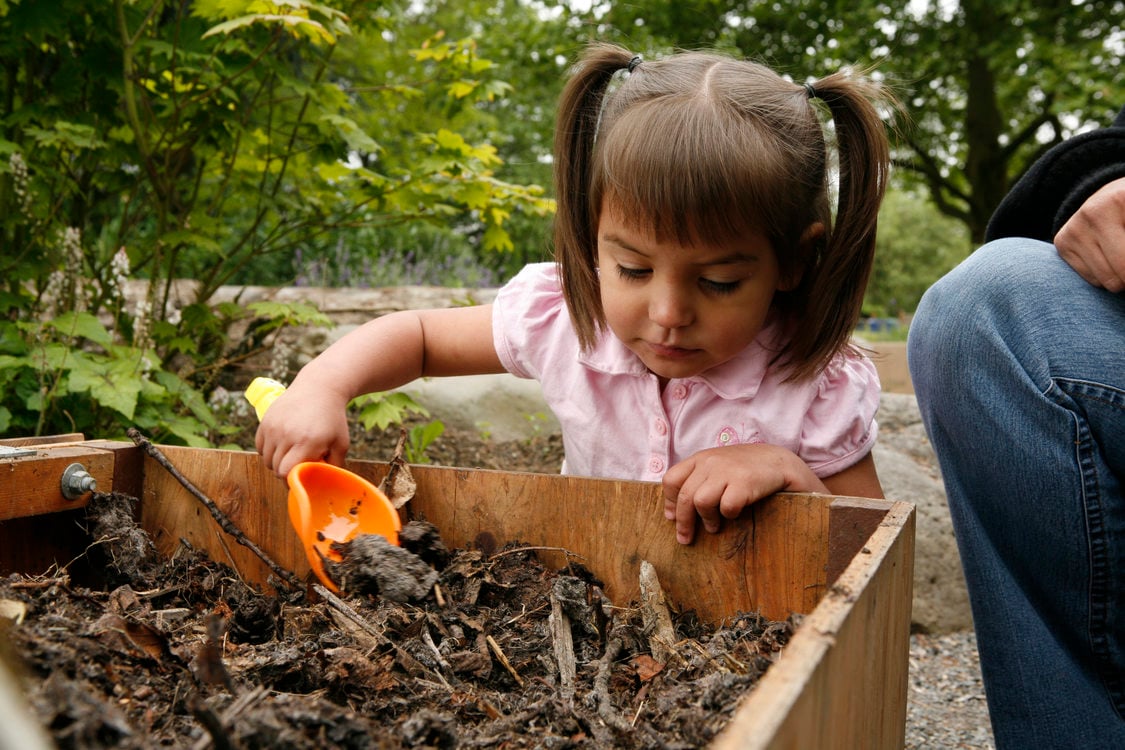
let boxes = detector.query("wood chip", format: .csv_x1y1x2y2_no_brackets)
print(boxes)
638,560,677,666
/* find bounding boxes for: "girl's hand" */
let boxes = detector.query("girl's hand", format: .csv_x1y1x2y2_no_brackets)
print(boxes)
662,444,825,545
255,383,352,478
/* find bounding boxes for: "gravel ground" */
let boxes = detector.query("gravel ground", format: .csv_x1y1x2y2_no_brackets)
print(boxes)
907,630,995,749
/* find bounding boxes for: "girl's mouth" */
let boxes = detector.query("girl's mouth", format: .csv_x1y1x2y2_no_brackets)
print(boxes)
646,342,699,359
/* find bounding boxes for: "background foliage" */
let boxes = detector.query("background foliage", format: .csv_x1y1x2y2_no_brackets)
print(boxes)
0,0,1120,441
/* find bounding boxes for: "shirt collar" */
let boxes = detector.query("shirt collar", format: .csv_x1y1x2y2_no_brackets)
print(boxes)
577,320,785,400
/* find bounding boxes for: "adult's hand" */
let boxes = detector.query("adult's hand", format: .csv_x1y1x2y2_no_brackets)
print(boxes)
1055,176,1125,292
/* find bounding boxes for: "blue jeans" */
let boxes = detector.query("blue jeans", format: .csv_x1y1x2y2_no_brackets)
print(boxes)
908,238,1125,749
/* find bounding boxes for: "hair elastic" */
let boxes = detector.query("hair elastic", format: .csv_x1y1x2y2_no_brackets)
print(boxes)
804,82,818,99
627,55,643,73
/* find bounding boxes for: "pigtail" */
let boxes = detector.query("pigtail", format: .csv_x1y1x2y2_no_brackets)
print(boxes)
788,72,893,379
552,44,636,350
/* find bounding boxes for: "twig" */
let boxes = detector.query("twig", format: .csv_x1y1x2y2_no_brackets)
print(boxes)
312,583,452,689
631,699,646,727
127,428,303,591
502,602,549,626
592,635,631,731
9,576,69,590
489,545,587,560
312,582,389,644
190,685,269,750
420,624,455,674
485,634,524,687
212,528,247,585
187,692,236,750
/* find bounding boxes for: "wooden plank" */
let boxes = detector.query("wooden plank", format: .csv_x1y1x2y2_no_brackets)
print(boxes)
136,447,860,622
0,433,86,448
354,461,840,622
0,509,92,580
139,447,306,591
712,500,916,750
80,440,143,499
0,446,116,520
826,496,892,584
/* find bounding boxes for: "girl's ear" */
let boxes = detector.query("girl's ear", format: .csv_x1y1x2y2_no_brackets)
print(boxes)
778,222,825,291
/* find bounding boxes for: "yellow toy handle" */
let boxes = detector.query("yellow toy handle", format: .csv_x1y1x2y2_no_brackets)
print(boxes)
245,377,287,421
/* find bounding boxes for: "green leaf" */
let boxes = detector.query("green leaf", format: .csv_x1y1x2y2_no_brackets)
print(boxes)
320,114,380,154
405,420,445,463
161,230,224,254
203,13,337,44
153,370,215,426
246,300,332,329
433,129,470,155
45,312,114,347
447,80,477,99
158,413,214,447
353,391,429,431
481,222,514,253
25,121,105,151
67,356,145,420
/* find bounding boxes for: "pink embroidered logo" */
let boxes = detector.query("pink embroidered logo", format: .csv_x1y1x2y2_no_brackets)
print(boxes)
717,426,738,446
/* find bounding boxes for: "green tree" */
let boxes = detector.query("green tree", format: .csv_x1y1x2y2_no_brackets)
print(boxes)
866,188,972,317
0,0,551,441
588,0,1123,242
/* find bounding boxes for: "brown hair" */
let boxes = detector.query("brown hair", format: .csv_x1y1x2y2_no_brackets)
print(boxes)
553,43,893,380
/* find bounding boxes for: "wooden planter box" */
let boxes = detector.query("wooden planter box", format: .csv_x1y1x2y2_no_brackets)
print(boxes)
1,436,915,749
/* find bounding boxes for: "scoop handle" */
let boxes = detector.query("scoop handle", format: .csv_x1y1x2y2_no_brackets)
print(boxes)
245,377,287,421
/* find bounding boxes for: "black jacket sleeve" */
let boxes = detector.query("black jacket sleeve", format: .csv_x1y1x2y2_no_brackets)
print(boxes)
985,105,1125,243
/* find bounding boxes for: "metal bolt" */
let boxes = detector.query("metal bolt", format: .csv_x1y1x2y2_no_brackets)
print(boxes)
60,463,97,500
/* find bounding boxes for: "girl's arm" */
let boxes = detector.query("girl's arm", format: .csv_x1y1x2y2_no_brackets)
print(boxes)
662,446,883,544
256,304,503,477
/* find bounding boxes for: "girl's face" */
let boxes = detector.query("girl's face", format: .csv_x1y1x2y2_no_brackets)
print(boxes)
597,204,789,382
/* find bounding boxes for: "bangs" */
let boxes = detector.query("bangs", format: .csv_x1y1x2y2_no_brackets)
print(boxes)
593,96,797,249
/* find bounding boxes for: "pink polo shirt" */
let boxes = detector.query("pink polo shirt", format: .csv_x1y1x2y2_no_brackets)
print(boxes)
492,263,879,481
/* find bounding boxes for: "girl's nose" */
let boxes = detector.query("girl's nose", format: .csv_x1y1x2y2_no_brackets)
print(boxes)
649,288,694,329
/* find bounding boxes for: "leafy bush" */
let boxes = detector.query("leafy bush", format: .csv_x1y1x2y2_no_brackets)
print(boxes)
0,1,551,443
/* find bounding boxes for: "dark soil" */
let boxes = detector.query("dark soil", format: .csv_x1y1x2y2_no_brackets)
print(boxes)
345,414,570,476
2,419,797,748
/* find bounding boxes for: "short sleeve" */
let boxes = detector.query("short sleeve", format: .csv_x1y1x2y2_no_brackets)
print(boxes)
491,263,575,381
799,350,881,477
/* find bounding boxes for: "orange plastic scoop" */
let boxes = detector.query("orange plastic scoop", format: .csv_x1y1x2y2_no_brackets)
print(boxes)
286,460,401,592
245,378,402,592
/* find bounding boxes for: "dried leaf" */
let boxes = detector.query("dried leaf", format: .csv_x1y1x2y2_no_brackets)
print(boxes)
92,613,169,662
631,654,664,683
374,429,417,509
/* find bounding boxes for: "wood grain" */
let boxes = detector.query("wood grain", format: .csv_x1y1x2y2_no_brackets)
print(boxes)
0,445,116,520
132,447,876,621
713,500,915,750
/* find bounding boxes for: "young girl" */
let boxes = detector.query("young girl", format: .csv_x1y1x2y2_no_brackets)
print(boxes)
257,43,892,544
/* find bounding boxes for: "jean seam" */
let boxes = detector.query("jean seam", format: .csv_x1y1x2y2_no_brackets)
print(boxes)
1054,377,1125,718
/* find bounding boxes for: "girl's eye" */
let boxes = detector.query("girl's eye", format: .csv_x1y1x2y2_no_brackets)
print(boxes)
616,265,650,281
701,278,741,295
